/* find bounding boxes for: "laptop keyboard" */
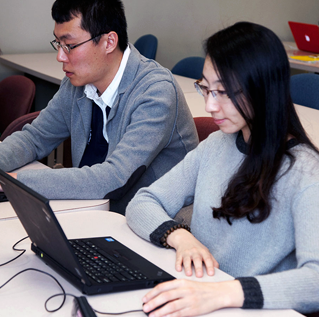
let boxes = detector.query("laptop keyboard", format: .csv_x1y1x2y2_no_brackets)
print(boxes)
69,239,148,284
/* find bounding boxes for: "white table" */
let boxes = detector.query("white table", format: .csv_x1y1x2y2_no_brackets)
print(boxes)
283,41,319,73
0,210,302,316
0,161,109,220
0,199,110,221
0,53,198,88
0,53,63,85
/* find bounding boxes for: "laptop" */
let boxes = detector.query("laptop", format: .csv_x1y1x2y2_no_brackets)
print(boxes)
0,169,174,295
288,21,319,53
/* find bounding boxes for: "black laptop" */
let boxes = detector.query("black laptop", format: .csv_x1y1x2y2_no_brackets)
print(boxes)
0,169,174,295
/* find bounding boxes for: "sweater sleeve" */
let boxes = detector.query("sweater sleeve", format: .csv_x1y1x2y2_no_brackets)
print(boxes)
15,79,179,198
253,181,319,314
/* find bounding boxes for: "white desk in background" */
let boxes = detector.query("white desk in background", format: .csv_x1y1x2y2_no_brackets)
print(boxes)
0,52,63,85
0,198,110,221
2,52,319,147
283,41,319,73
0,210,302,317
0,53,198,89
1,48,318,83
174,74,198,93
0,161,109,220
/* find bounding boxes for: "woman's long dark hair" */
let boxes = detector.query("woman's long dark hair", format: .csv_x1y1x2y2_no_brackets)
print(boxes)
207,22,318,224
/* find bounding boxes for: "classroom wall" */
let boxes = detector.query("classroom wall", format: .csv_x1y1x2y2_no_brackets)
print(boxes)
0,0,318,78
123,0,319,69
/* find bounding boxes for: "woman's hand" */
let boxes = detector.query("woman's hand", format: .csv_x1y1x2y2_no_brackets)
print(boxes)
142,279,244,317
167,229,219,277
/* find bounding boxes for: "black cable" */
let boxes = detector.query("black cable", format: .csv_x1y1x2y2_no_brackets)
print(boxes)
94,308,144,315
1,237,143,315
0,236,29,266
47,293,143,315
0,268,66,313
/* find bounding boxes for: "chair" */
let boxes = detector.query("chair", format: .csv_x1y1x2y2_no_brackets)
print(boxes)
290,73,319,110
134,34,158,60
193,117,219,142
0,111,40,141
171,56,205,80
0,111,73,168
305,312,319,317
0,75,36,135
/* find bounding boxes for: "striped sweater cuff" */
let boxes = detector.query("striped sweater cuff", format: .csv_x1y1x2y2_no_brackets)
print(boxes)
149,220,179,247
236,277,264,309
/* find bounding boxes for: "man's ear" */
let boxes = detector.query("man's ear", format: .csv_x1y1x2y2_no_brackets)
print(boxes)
105,31,119,53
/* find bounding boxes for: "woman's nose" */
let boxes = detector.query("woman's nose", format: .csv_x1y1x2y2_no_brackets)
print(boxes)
205,93,220,114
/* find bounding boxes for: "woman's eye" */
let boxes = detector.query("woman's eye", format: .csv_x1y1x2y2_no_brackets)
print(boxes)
200,85,209,93
218,90,227,95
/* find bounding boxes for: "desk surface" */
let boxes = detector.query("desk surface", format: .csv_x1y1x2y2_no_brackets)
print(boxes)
1,42,319,87
0,52,63,85
1,45,318,85
0,161,109,220
283,41,319,72
0,53,199,88
0,199,110,221
0,210,302,316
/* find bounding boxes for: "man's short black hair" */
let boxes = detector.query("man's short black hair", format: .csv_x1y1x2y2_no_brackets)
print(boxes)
52,0,128,52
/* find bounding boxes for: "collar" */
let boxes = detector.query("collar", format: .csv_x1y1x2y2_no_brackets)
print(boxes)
84,45,131,109
236,131,300,155
236,131,248,154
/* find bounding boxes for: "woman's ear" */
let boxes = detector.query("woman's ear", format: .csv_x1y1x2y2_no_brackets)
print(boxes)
105,31,119,54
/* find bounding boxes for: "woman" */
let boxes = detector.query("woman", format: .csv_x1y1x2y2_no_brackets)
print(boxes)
126,22,319,316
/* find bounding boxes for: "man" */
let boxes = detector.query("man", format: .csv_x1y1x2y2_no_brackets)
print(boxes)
0,0,198,214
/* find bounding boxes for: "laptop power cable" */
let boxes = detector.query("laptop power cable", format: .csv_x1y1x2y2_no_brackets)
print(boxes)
1,236,144,315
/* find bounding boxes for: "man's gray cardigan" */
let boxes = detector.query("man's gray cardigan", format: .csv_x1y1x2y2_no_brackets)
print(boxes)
0,45,198,214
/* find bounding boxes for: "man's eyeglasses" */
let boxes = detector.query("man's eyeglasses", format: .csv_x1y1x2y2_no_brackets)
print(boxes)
194,80,241,103
50,34,105,54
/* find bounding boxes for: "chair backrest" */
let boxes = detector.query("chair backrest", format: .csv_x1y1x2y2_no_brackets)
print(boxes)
171,56,205,80
0,75,36,134
0,111,72,168
0,111,40,141
193,117,220,142
290,73,319,110
134,34,158,60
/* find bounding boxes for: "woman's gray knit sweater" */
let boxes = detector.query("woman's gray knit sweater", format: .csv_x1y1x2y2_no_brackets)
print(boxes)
126,131,319,314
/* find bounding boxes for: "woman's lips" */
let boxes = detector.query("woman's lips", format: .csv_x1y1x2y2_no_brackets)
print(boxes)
213,118,226,125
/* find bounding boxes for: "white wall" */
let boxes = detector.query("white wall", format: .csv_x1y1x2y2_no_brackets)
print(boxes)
123,0,319,68
0,0,318,78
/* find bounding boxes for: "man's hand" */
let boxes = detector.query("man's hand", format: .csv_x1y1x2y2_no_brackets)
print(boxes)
7,173,17,179
0,173,17,191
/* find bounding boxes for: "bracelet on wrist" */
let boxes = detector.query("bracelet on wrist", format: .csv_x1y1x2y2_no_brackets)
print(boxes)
160,223,191,249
